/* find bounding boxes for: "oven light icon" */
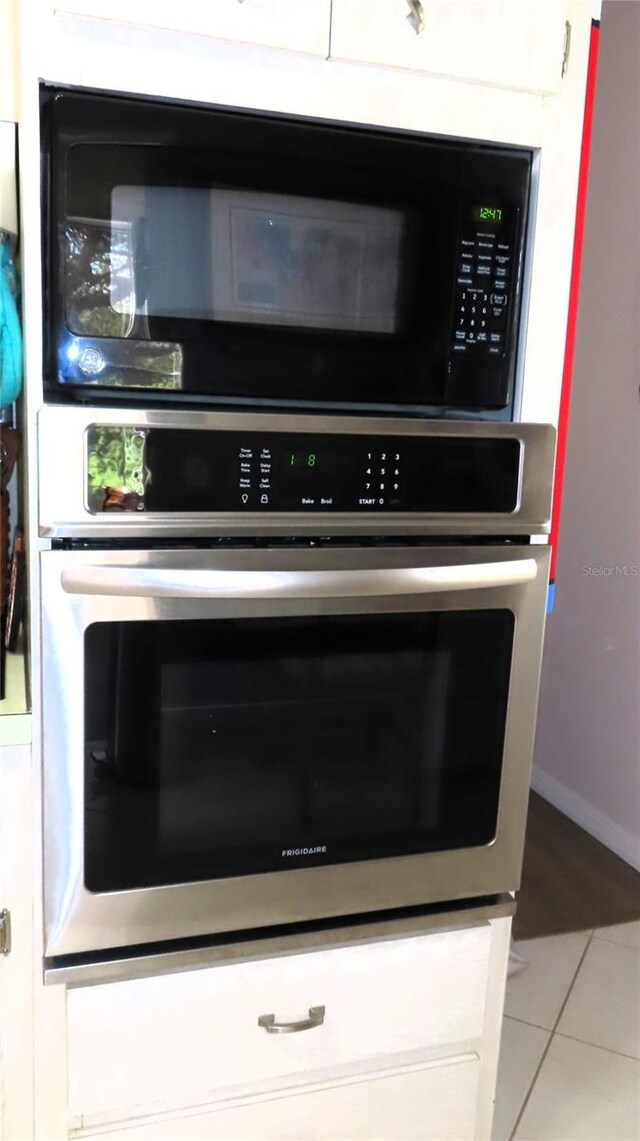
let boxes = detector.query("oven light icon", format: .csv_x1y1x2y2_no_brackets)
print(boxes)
241,494,249,504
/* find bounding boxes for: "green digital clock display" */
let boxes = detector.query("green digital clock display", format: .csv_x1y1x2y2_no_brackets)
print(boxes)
472,204,503,223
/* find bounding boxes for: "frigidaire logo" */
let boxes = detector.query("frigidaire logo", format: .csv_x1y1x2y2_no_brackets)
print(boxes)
282,846,327,857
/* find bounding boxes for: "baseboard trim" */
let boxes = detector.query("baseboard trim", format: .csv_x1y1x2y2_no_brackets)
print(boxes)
531,767,640,872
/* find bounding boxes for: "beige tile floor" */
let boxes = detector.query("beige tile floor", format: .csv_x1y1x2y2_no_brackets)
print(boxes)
493,921,640,1141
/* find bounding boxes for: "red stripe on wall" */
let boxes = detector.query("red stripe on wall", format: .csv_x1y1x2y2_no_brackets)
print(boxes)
549,20,601,581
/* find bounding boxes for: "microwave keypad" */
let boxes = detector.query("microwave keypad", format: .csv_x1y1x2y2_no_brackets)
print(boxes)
452,231,512,358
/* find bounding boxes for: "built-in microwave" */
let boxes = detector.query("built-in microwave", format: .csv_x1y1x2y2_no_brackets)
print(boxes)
42,87,535,420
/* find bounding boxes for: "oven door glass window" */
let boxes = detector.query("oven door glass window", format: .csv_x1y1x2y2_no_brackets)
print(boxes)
84,610,514,892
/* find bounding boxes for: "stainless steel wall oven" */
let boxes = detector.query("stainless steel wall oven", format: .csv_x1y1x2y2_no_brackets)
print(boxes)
39,410,553,963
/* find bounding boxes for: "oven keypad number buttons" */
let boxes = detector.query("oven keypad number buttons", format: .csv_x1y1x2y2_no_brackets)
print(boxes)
361,451,402,508
453,234,511,358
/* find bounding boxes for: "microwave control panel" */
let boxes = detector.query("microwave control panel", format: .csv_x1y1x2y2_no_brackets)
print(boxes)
87,428,520,516
447,204,521,409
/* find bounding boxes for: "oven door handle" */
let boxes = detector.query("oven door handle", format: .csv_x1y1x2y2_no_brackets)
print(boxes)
61,559,538,599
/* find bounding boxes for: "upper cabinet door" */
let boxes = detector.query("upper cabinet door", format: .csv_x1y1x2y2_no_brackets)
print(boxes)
55,0,332,57
330,0,568,95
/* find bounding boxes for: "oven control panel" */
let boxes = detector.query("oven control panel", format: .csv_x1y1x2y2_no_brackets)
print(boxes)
87,427,521,516
235,439,404,511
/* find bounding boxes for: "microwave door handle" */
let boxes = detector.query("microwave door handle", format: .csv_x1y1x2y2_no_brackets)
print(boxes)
61,559,538,599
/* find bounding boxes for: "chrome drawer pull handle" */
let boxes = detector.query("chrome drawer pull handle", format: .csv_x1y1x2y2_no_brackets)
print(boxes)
258,1005,325,1034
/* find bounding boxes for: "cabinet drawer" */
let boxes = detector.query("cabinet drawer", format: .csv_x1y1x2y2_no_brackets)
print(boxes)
67,925,491,1124
79,1054,481,1140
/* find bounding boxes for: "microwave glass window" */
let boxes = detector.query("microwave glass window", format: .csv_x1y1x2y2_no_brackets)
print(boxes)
64,219,136,339
83,610,514,893
62,219,184,391
108,186,408,334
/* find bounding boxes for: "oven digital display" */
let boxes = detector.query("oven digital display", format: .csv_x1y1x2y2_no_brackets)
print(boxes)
87,428,520,515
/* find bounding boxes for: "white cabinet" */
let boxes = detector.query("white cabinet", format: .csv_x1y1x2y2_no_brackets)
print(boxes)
67,925,492,1123
84,1055,482,1140
0,655,33,1140
0,739,33,1141
0,121,17,237
64,917,510,1139
330,0,568,95
53,0,332,58
0,0,19,121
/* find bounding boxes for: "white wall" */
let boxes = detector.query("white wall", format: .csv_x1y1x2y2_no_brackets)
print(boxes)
533,0,640,869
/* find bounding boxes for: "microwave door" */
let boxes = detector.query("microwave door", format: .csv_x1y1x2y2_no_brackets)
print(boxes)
47,89,532,415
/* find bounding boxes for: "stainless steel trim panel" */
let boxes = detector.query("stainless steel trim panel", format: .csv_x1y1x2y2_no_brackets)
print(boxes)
512,149,540,421
45,896,515,988
37,407,555,538
41,543,549,960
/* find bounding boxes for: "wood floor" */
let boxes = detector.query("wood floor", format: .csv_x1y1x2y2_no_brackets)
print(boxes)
512,791,640,941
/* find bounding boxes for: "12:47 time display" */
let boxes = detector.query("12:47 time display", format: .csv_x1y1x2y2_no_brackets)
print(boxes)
473,204,503,223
